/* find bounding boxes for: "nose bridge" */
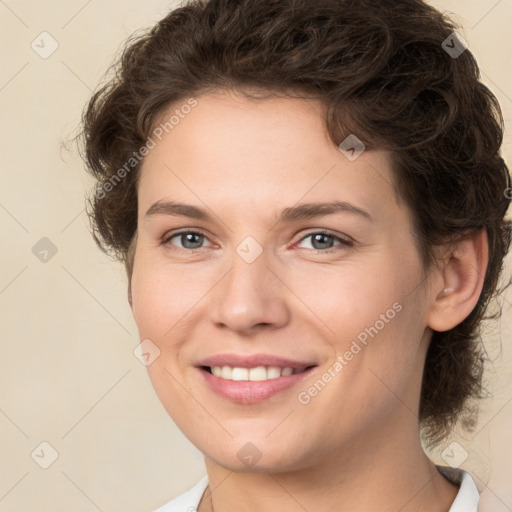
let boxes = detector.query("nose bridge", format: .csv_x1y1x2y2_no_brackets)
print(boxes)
209,242,289,332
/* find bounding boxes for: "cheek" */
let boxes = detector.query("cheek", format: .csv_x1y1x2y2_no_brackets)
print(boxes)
290,252,426,400
130,252,210,341
130,255,204,419
287,258,407,344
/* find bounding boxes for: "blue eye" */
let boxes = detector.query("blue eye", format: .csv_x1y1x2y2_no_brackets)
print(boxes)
163,231,212,250
161,229,352,253
297,231,352,251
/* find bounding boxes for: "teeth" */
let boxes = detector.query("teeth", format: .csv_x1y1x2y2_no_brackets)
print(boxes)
231,367,249,381
210,365,299,381
211,366,223,377
267,366,282,379
249,366,267,381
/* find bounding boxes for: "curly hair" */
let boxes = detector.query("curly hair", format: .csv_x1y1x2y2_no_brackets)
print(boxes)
79,0,512,445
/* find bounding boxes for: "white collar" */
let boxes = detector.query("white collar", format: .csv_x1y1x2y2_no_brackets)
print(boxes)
153,468,480,511
437,465,480,512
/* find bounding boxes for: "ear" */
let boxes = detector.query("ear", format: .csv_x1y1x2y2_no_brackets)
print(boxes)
426,228,488,332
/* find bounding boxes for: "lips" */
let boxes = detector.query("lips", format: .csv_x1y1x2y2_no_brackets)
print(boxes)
197,353,316,370
196,353,317,404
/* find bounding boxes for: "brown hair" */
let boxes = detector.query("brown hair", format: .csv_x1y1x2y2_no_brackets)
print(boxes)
79,0,512,445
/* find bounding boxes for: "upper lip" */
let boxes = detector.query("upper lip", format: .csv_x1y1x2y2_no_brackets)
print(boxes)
197,353,317,369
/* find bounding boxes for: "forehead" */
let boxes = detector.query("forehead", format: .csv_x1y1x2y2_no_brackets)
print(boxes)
137,91,401,224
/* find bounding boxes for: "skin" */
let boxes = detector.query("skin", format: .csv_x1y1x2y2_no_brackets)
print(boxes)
129,90,488,511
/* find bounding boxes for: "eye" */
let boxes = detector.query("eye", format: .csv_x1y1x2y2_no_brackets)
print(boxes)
162,230,212,250
296,231,353,252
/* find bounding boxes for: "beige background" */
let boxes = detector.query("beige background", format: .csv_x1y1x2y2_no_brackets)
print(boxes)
0,0,511,510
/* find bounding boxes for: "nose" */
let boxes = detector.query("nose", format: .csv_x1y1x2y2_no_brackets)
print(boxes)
208,249,291,334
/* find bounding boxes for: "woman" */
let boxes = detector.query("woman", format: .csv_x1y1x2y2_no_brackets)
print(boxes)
79,0,511,510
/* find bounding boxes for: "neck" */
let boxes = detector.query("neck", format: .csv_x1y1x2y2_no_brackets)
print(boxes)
199,415,458,512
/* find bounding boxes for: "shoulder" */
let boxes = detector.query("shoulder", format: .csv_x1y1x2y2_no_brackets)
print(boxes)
151,475,209,512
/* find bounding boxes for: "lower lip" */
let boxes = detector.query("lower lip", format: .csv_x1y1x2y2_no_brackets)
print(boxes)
197,367,316,404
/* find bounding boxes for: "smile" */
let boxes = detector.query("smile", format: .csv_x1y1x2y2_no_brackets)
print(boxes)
195,354,318,404
206,365,310,381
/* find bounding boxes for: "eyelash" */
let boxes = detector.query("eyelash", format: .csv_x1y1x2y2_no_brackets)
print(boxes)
161,229,353,253
298,231,354,252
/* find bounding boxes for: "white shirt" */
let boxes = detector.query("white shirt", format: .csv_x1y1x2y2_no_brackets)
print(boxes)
153,466,480,512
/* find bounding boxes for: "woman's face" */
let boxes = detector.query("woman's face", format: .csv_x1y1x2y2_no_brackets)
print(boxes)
131,90,434,471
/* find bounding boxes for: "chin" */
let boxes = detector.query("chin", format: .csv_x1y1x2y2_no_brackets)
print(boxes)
199,436,313,474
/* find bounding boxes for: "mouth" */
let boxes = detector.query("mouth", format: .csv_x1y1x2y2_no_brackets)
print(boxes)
201,365,314,381
195,354,318,404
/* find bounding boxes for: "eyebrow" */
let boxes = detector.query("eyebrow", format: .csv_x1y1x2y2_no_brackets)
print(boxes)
145,200,372,223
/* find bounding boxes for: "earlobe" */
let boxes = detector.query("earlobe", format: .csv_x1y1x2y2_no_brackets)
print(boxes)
427,228,488,332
